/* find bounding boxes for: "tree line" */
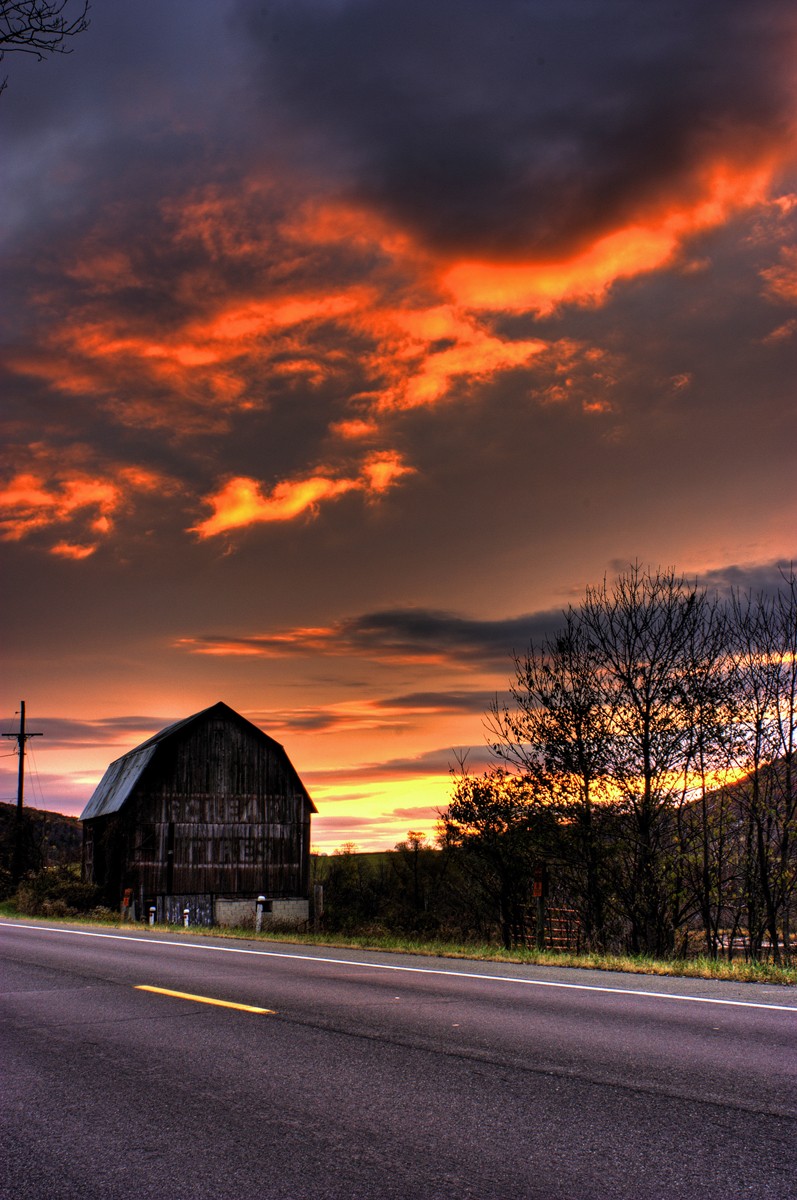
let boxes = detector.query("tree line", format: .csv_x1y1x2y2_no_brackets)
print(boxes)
451,564,796,961
318,566,796,963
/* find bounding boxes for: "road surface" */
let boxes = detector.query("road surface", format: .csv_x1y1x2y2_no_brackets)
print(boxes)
2,919,796,1199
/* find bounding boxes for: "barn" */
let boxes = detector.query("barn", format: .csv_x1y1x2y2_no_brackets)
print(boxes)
80,701,316,926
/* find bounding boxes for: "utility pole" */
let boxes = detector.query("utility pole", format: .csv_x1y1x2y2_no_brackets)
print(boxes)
3,701,43,812
3,702,43,883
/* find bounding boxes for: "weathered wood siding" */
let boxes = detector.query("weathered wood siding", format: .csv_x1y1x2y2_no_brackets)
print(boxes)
86,711,312,902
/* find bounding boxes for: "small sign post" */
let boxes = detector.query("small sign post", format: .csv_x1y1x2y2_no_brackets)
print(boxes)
533,864,549,950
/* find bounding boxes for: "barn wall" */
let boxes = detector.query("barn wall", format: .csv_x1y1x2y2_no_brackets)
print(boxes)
87,713,311,903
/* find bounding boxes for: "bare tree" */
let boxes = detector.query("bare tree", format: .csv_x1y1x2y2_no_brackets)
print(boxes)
488,608,613,947
461,564,794,961
657,585,733,958
1,0,89,92
726,570,797,962
577,566,723,956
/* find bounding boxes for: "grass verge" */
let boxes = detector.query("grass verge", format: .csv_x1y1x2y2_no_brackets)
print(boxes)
1,903,795,985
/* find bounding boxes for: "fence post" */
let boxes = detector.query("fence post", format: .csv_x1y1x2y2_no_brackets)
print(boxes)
533,863,548,951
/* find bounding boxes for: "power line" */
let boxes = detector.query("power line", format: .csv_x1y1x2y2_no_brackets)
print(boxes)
1,701,43,813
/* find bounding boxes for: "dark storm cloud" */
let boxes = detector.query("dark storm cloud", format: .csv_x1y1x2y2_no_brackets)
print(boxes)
259,710,368,734
374,690,502,714
242,0,797,258
344,609,563,663
247,690,504,737
19,716,173,750
305,744,495,784
180,606,565,667
699,560,797,598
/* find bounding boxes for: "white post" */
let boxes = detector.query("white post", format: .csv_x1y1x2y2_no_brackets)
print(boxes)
183,907,190,928
148,906,156,926
256,895,266,934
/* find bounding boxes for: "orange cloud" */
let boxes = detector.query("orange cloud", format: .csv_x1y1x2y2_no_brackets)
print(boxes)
8,151,783,552
0,473,119,541
761,245,797,304
191,475,358,537
60,288,543,424
191,450,414,538
331,418,381,440
175,628,338,657
50,541,99,560
443,160,777,313
762,318,797,343
195,292,365,343
174,625,450,666
65,249,138,294
527,338,622,414
0,465,167,554
15,179,555,439
177,630,455,666
171,604,510,669
343,302,546,412
161,180,277,263
9,180,554,460
9,282,377,439
361,449,414,492
280,197,419,261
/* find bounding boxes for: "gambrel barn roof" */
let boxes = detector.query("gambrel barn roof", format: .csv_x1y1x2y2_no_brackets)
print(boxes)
80,701,316,821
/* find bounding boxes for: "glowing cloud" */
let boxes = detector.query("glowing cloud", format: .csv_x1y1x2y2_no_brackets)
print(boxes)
174,606,555,667
303,301,548,414
330,418,381,440
0,466,166,554
191,450,414,537
361,450,414,492
443,161,777,313
4,149,790,566
0,474,117,541
761,245,797,304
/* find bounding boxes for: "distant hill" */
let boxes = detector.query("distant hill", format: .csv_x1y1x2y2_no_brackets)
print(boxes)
0,802,83,873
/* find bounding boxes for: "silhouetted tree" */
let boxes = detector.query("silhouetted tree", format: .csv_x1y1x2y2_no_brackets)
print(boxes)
439,769,559,949
488,608,613,947
1,0,89,93
576,566,727,956
726,570,797,962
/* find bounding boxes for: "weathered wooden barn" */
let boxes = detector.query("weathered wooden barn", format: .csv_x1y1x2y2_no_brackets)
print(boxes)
80,702,316,925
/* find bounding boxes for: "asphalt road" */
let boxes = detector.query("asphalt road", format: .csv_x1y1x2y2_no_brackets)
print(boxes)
2,920,796,1200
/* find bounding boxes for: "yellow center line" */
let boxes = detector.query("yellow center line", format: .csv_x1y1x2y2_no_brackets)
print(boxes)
135,985,275,1014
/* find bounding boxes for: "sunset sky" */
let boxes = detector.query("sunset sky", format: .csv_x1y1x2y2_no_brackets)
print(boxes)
2,0,795,851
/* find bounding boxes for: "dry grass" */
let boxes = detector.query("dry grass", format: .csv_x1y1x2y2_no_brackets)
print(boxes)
2,904,794,985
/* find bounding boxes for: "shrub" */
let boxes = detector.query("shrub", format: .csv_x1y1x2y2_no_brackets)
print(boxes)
14,865,100,916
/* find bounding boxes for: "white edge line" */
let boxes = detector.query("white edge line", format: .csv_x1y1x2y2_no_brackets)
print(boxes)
2,921,795,1013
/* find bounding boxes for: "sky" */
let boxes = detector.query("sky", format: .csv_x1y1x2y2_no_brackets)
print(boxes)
1,0,795,852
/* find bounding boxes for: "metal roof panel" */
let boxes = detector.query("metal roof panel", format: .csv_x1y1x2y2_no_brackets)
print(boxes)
79,744,158,820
